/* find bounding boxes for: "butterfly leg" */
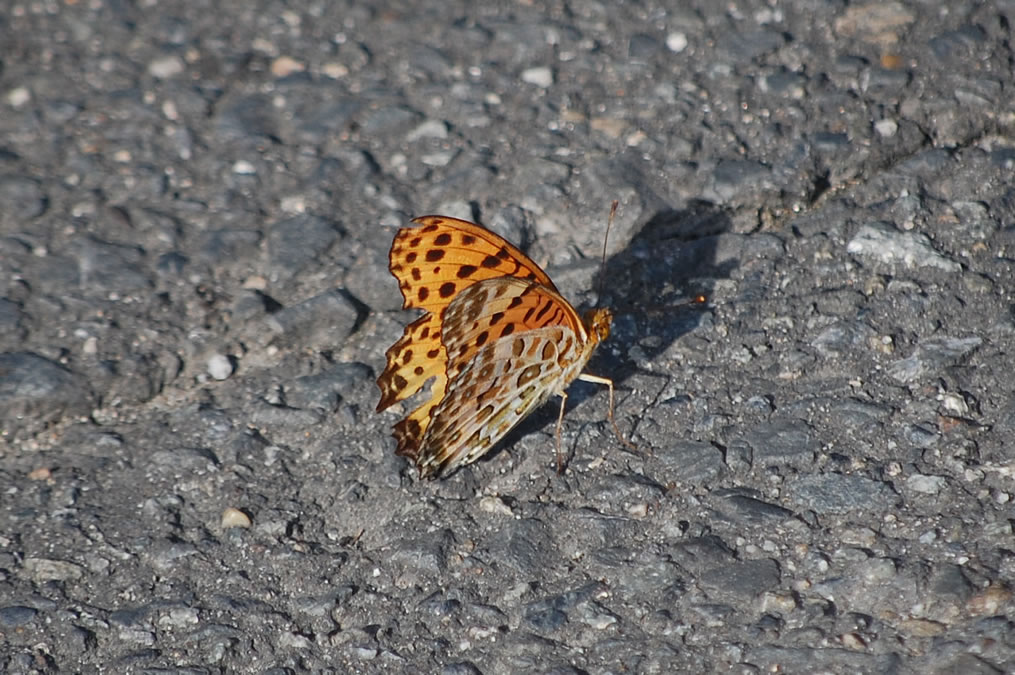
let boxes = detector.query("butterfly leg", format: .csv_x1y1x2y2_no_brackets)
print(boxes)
554,391,568,474
577,374,638,451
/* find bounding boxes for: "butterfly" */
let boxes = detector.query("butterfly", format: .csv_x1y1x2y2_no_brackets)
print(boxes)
375,213,631,478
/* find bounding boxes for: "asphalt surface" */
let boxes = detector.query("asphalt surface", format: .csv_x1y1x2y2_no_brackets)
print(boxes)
2,1,1014,673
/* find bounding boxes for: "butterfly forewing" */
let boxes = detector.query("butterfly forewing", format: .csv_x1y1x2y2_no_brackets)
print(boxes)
390,215,556,313
376,312,443,410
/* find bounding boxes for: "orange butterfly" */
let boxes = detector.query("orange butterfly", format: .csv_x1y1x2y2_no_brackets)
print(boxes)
376,214,629,478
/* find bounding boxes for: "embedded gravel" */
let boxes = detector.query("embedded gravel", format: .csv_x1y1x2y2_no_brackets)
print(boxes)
2,1,1014,673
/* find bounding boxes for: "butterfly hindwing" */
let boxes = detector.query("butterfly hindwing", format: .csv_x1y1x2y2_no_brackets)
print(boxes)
415,279,593,477
418,324,576,478
440,277,586,380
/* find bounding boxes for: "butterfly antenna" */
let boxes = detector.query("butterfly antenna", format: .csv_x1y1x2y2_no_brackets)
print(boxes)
595,200,619,305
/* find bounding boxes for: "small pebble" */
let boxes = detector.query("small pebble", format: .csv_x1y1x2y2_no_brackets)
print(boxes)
478,496,513,516
666,32,688,52
148,55,185,79
521,66,553,88
874,118,898,137
221,507,252,529
207,354,234,380
7,86,31,107
906,474,946,495
28,467,52,481
232,160,257,175
271,56,306,78
322,62,348,78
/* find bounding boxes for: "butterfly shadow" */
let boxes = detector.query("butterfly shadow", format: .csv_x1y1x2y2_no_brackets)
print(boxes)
474,201,735,475
598,199,733,356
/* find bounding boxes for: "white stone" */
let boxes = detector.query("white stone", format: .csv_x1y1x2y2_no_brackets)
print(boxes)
666,32,688,53
207,354,234,380
6,86,30,107
232,160,256,175
148,55,185,79
521,66,554,88
906,473,946,495
874,118,898,137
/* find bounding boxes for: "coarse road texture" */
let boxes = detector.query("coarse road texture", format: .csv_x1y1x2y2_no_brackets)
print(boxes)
1,1,1014,673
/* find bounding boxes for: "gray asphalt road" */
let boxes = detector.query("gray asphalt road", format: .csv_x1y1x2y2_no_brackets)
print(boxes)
2,1,1014,672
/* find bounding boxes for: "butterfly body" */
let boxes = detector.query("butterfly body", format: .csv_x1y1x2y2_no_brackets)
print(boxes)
376,215,615,479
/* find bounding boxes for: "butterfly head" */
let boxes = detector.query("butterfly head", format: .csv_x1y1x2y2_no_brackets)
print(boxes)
583,307,613,343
